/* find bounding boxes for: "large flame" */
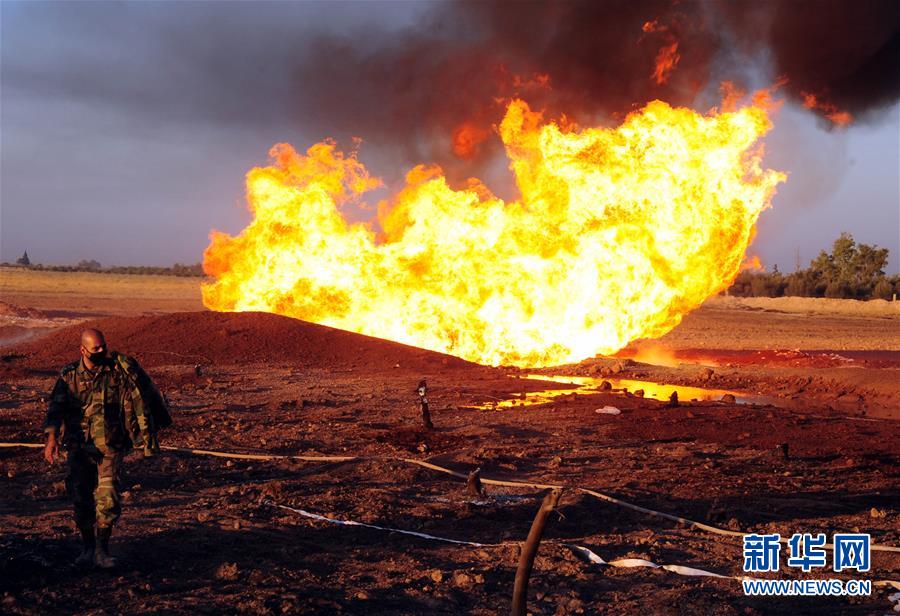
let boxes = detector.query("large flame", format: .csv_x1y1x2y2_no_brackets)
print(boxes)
202,98,785,367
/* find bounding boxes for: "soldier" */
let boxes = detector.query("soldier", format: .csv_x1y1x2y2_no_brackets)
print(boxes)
43,328,169,568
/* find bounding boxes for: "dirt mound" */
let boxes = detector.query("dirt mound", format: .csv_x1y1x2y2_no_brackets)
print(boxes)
671,348,900,369
705,295,900,317
0,301,48,319
5,311,474,372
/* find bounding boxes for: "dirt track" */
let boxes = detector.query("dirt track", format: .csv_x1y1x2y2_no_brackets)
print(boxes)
0,300,898,615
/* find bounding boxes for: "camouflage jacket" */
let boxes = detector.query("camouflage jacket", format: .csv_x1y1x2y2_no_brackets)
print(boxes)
44,352,162,456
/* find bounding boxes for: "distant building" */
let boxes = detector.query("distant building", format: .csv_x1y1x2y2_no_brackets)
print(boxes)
15,250,31,266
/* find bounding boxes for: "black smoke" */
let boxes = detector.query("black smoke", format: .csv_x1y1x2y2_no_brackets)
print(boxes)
5,1,898,178
287,0,900,180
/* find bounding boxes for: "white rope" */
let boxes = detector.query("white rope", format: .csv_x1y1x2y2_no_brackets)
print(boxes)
6,441,898,553
271,501,900,593
271,502,500,547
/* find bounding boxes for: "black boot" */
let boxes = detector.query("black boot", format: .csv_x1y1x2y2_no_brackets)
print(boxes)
94,526,117,569
75,525,95,566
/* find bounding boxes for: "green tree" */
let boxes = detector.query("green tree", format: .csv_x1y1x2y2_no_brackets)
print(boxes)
784,269,820,297
809,233,889,298
873,278,895,300
76,259,102,270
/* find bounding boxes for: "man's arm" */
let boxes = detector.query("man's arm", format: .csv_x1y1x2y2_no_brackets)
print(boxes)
120,355,171,430
43,373,75,464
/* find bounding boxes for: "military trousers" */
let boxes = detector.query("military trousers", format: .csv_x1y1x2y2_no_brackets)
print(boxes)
66,448,123,529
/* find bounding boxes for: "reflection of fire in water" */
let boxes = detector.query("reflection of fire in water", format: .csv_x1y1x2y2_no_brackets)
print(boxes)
203,97,784,367
473,374,748,410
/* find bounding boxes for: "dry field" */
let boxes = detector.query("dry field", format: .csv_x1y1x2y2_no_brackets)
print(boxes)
0,266,204,317
1,268,898,615
3,266,898,351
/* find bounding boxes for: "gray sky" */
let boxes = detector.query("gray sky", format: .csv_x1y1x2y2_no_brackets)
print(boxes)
1,1,898,272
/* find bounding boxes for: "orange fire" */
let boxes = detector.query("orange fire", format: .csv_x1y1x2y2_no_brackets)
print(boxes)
203,97,785,367
802,92,852,126
651,41,680,85
641,19,680,85
740,254,765,272
451,121,491,159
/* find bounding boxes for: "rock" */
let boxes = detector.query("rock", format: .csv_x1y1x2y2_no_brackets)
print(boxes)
698,367,714,381
354,591,370,600
610,362,623,374
599,380,612,391
215,562,239,581
594,406,621,415
430,570,443,583
721,394,736,404
453,573,472,587
633,389,644,398
870,507,887,519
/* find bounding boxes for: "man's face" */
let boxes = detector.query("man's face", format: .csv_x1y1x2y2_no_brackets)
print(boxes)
81,334,107,363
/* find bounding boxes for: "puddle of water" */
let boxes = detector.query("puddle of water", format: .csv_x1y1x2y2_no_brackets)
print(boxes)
474,374,892,420
468,374,746,409
527,374,755,403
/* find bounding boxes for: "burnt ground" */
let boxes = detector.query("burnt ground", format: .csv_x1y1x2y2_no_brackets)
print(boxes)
0,311,898,615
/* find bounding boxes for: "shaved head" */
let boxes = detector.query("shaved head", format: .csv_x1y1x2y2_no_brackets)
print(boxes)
80,328,108,366
81,328,106,350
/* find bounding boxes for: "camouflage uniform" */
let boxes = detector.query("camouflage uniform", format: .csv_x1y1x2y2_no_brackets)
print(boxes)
44,352,161,529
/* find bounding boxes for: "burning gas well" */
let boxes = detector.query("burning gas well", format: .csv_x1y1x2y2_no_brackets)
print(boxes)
202,96,785,368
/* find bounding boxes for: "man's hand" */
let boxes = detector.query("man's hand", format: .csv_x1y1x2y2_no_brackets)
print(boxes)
44,433,59,464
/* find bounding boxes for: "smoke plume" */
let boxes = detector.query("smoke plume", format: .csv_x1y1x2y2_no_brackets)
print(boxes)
293,0,899,177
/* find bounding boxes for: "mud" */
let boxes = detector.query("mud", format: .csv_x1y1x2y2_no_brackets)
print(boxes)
1,309,898,615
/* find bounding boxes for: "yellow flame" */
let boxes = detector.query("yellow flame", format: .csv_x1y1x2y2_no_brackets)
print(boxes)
202,98,785,367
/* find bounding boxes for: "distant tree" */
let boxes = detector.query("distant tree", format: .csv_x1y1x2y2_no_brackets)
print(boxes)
809,232,888,298
16,250,31,266
824,280,852,299
749,270,785,297
728,232,892,300
76,259,102,270
873,278,895,300
784,269,820,297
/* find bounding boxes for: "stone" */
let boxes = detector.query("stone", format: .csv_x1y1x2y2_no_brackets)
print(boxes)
215,562,239,581
453,573,472,587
